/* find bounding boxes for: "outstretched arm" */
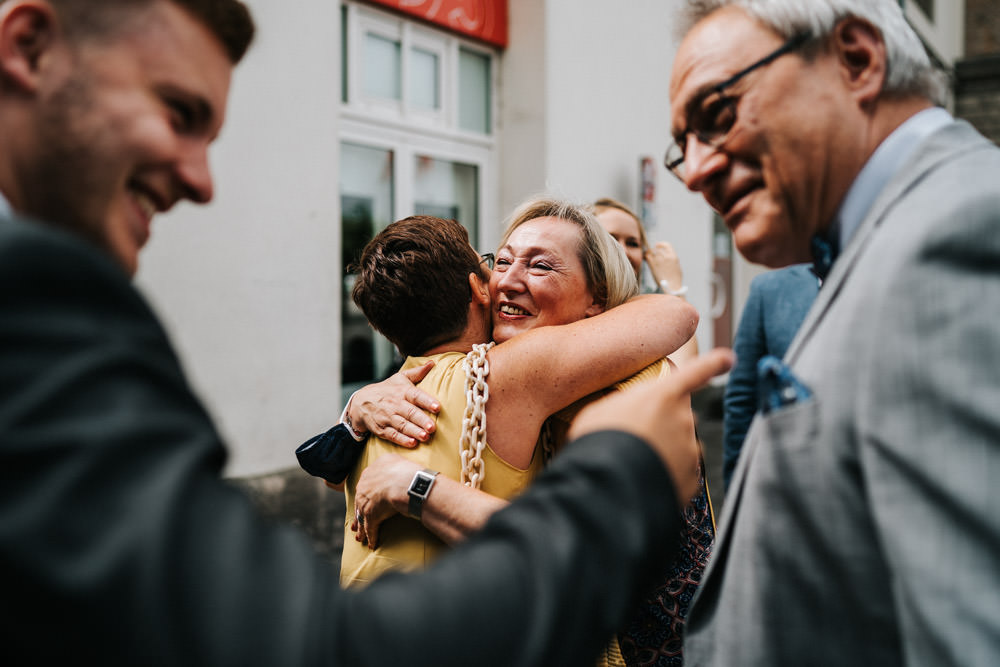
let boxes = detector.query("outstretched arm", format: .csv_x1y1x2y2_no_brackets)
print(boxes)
331,293,698,474
485,293,698,469
353,351,732,547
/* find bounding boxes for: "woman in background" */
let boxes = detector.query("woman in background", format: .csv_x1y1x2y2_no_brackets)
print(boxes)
592,197,699,366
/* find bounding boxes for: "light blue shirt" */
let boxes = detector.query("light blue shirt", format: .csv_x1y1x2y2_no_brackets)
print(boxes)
833,106,953,252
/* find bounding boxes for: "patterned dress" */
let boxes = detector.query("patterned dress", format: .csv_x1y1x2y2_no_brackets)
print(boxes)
618,469,714,666
543,358,715,666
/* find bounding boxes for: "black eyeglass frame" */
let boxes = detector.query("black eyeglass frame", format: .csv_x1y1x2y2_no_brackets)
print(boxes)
664,30,812,181
479,252,495,270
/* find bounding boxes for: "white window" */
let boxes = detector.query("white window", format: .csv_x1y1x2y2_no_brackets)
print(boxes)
339,1,499,402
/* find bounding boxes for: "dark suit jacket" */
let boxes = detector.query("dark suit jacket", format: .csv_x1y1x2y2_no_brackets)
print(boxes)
0,214,682,666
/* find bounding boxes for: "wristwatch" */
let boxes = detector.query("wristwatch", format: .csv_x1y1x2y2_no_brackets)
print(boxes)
407,468,439,520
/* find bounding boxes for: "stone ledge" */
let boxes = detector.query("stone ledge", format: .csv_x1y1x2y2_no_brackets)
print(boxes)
227,467,346,568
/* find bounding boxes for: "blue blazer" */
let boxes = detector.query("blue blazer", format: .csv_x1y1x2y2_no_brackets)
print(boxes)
721,264,819,487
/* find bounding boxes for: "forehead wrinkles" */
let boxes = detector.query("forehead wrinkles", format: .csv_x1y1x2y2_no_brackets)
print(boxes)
669,9,783,133
506,220,583,259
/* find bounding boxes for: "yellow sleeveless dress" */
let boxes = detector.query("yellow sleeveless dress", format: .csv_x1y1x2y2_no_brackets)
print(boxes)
340,351,544,588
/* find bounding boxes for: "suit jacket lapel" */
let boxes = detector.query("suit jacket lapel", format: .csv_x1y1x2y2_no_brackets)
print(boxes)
784,120,982,365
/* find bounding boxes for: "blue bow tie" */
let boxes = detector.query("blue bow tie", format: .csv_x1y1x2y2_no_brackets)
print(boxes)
810,235,836,282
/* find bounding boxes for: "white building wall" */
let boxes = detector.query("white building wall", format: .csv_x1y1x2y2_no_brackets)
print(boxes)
498,0,548,215
503,0,717,354
137,0,343,477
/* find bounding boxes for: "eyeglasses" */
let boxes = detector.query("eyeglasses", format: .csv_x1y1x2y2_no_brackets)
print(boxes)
664,31,812,182
479,253,495,270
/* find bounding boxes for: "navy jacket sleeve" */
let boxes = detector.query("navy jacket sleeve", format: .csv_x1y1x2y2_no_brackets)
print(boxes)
296,424,365,484
722,278,766,487
0,216,683,667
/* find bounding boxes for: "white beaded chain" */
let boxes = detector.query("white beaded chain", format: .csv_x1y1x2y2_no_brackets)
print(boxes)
460,342,494,488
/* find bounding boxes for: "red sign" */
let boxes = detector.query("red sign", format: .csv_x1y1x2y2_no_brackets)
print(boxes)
365,0,508,48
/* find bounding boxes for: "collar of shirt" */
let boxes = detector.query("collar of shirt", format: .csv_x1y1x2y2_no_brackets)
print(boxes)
0,190,11,219
828,106,953,254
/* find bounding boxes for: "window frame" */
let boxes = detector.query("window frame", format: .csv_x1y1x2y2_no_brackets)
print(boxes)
338,1,501,401
343,1,498,138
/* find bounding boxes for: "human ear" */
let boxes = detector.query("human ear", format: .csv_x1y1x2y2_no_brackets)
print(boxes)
468,272,490,307
832,17,887,109
0,1,58,93
583,298,605,319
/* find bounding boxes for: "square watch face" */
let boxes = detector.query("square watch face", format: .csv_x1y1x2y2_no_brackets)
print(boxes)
412,476,432,496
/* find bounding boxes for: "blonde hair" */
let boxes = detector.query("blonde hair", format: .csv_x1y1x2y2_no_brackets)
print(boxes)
591,197,651,253
500,196,639,310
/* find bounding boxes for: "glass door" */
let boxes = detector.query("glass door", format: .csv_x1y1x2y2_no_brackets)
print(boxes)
340,140,481,404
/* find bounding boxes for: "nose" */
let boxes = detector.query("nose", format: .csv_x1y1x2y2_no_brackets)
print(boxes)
176,140,215,204
493,259,526,294
683,134,729,193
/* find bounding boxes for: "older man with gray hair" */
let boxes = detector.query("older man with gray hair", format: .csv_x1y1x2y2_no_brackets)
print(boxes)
667,0,1000,665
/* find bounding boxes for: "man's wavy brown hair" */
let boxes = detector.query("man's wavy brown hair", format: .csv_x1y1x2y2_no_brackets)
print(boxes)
26,0,255,63
352,216,487,358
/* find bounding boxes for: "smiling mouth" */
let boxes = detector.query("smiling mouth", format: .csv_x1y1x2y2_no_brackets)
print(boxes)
133,190,157,220
128,177,164,217
499,303,531,316
125,183,164,249
717,182,761,227
722,185,752,214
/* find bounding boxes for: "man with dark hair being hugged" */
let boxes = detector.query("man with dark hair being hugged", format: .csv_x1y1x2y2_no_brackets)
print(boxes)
0,1,732,665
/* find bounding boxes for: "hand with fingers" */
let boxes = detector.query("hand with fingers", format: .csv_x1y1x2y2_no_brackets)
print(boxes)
351,454,421,549
348,360,442,448
645,241,685,296
645,240,700,364
568,348,734,504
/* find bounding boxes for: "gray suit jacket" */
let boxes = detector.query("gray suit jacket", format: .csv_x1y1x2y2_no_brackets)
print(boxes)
686,120,1000,666
0,213,683,666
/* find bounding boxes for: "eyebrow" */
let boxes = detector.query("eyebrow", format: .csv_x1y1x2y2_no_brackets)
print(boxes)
160,85,217,134
498,243,572,266
672,81,723,140
500,243,553,256
190,96,216,133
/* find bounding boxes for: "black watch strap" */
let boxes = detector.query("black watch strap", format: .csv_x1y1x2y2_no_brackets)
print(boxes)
407,468,439,520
